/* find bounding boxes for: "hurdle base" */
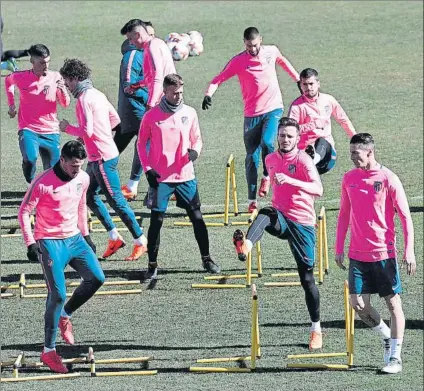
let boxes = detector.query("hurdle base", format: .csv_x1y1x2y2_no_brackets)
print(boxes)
191,284,249,289
0,373,81,382
90,370,157,377
190,367,252,373
286,363,350,370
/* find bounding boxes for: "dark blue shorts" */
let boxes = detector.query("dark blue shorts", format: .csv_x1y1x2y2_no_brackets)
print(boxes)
348,258,402,297
145,179,200,213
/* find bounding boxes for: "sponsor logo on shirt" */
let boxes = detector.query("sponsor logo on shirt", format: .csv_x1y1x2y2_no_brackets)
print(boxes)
181,116,188,124
373,181,383,193
265,56,272,64
288,164,296,174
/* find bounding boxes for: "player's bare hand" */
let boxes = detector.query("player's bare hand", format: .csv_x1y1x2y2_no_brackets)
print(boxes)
274,172,288,185
59,119,69,132
401,255,416,276
335,253,347,270
8,105,17,118
56,79,66,90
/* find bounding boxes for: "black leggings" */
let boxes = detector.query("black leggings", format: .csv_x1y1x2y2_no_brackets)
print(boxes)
2,49,29,62
147,208,210,263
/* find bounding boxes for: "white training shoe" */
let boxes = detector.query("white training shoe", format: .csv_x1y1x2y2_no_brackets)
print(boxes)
381,357,402,374
383,338,391,365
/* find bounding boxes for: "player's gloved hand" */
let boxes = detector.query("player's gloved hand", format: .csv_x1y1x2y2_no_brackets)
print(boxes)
202,96,212,110
146,169,161,189
187,148,198,162
27,243,42,263
84,235,96,253
297,81,302,95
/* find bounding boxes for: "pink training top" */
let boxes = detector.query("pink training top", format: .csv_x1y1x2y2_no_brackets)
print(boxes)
65,88,120,162
18,168,90,247
205,45,299,117
143,38,176,107
5,70,70,134
138,104,202,183
289,93,356,150
265,148,323,226
335,165,414,262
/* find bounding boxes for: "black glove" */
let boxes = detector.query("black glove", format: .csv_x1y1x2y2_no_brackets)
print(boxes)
297,81,302,95
187,148,198,162
202,96,212,110
84,235,96,253
27,243,42,263
146,169,161,189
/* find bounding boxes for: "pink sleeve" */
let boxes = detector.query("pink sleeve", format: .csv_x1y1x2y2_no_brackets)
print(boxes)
108,101,121,129
389,174,415,259
275,46,299,82
285,157,323,196
66,99,94,138
147,42,165,107
189,111,202,155
137,114,152,172
4,72,16,106
335,176,351,255
205,56,239,97
331,97,356,138
77,178,89,236
18,184,41,247
56,76,70,108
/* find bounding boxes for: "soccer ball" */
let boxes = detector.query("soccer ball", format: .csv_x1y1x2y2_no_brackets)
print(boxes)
178,33,191,46
164,32,181,43
188,31,203,45
166,41,177,51
172,43,189,61
189,41,204,56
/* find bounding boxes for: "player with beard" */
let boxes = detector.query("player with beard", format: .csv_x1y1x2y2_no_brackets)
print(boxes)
232,117,324,350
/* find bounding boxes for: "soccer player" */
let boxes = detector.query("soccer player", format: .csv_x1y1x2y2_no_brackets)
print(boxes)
202,27,299,213
18,141,105,374
121,19,176,110
59,59,148,261
138,74,221,277
116,38,148,201
335,133,416,374
5,44,70,184
233,117,324,349
289,68,356,175
233,117,323,350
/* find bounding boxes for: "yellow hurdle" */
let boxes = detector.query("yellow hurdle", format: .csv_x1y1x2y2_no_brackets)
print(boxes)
1,373,81,382
1,215,34,238
286,280,354,370
174,154,251,227
190,284,260,373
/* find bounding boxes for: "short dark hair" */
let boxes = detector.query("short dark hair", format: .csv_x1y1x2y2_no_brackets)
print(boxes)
243,27,260,40
163,73,184,89
60,59,91,81
278,117,300,134
120,19,150,35
61,140,87,160
299,68,319,81
350,133,375,149
28,44,50,58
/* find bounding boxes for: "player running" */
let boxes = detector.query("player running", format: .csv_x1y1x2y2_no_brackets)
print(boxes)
202,27,299,213
233,117,324,349
335,133,416,374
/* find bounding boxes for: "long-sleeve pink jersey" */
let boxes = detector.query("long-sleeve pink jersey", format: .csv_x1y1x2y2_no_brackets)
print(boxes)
289,93,356,150
65,88,120,162
18,168,90,246
335,165,414,262
5,70,70,134
205,45,299,117
265,148,323,226
143,38,176,107
138,104,202,183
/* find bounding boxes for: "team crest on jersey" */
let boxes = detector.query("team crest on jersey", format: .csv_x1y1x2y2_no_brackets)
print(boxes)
42,85,50,95
288,164,296,174
266,56,272,64
181,116,188,124
324,105,331,115
373,181,383,193
76,183,82,195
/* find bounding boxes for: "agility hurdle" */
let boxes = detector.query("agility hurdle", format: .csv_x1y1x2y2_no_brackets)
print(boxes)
1,215,34,238
88,211,143,233
286,280,354,370
4,273,143,299
264,206,329,287
88,347,157,377
191,211,262,289
174,154,251,227
190,284,260,373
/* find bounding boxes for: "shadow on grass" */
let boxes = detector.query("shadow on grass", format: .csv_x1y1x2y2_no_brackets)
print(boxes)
262,319,424,330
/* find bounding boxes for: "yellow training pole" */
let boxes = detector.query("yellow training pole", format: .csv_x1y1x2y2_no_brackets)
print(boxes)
246,251,252,287
287,352,347,359
348,300,355,366
12,352,23,378
323,209,329,274
318,214,324,284
250,284,259,369
91,370,157,377
196,356,251,363
286,363,349,370
88,347,95,376
204,274,259,280
231,157,239,216
256,241,262,277
191,284,247,289
1,373,81,382
190,367,251,373
223,155,233,226
19,273,25,298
